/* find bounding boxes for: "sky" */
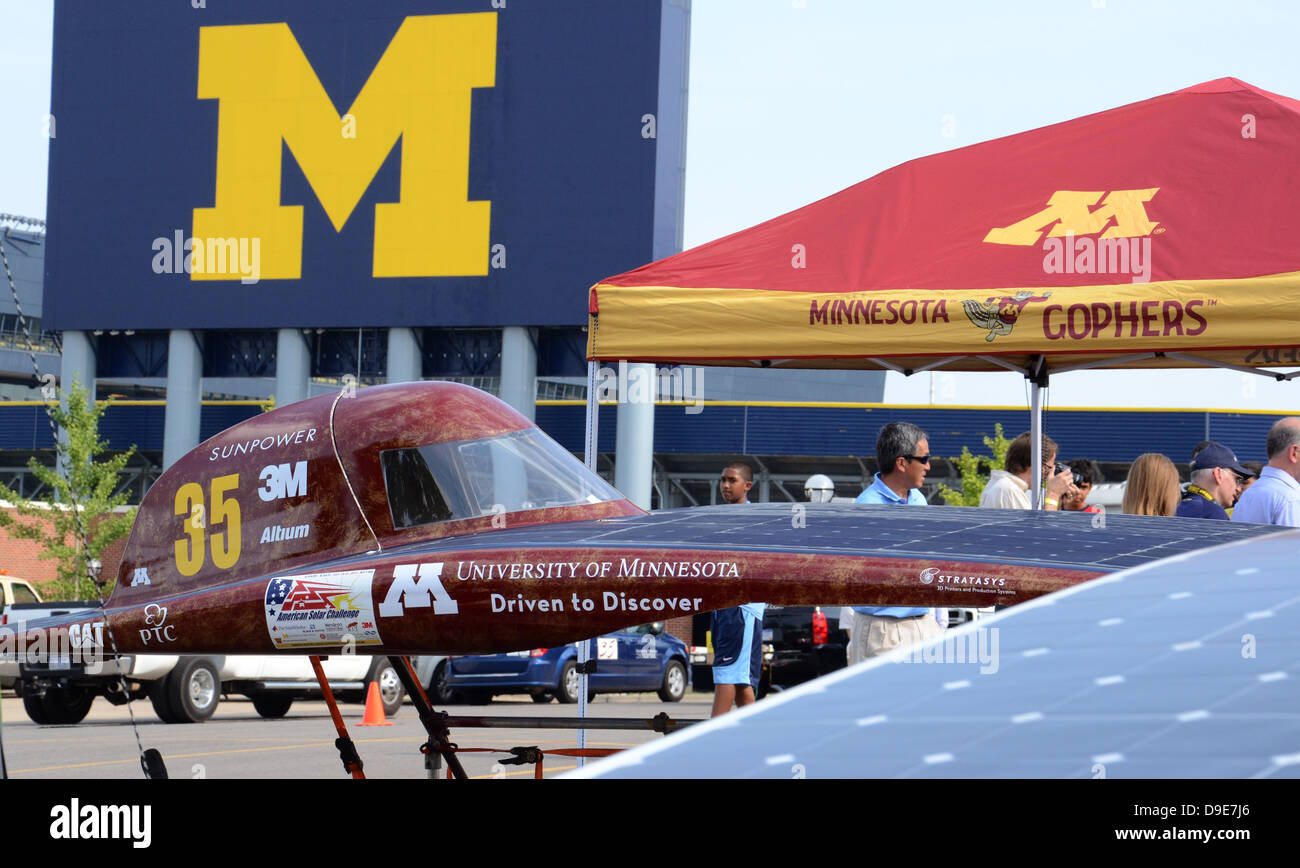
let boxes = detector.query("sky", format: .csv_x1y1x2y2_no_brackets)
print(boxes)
2,0,1299,412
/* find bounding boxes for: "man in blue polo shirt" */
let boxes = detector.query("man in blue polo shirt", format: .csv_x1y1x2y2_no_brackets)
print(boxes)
849,422,943,662
1176,442,1249,520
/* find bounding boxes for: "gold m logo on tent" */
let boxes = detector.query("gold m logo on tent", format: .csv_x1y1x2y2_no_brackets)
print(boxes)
983,189,1159,246
193,13,497,280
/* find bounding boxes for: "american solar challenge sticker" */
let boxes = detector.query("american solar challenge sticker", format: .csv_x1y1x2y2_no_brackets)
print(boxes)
264,570,382,648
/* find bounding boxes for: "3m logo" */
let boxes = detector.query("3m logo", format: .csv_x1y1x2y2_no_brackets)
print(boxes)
984,189,1160,246
378,563,459,617
193,13,497,280
258,462,307,502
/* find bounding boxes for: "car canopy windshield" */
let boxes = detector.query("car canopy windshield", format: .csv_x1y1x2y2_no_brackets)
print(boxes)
381,428,623,529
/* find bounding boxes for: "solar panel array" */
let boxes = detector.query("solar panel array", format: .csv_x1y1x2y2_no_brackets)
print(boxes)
567,528,1300,779
396,502,1285,574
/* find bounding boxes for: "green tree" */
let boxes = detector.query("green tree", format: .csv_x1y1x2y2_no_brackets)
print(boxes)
937,423,1013,506
0,379,137,600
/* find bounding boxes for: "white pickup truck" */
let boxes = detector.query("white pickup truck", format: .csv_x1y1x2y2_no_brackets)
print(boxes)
1,601,446,725
0,574,44,689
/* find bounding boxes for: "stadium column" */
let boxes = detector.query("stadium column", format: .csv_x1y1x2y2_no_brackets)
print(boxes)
615,364,655,509
276,328,310,406
605,0,689,513
387,327,422,385
59,330,96,394
58,331,96,473
499,326,536,422
162,330,202,469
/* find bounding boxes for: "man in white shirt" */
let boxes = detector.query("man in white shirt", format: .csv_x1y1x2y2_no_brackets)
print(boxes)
1232,417,1300,527
980,431,1075,510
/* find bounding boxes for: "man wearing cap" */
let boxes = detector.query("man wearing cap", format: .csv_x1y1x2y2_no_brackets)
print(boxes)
1176,442,1250,520
1233,418,1300,527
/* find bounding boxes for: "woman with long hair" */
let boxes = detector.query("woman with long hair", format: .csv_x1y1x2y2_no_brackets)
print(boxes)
1122,453,1181,517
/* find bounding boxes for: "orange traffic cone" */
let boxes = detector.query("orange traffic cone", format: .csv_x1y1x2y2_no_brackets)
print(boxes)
358,681,393,726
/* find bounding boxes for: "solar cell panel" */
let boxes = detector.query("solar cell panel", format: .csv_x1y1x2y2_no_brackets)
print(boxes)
394,503,1282,574
567,529,1300,779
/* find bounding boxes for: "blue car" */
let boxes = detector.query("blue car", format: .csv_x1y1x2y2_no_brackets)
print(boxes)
446,622,691,704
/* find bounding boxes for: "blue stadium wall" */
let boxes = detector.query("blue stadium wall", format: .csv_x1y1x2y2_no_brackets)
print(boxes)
536,404,1286,463
0,402,1285,464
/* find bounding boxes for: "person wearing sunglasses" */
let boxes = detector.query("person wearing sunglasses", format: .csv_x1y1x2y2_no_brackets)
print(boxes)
1175,442,1251,520
854,421,930,506
847,422,942,663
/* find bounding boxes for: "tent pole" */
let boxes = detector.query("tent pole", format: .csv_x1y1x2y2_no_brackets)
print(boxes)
584,360,600,471
1030,381,1043,509
578,359,601,765
1029,356,1048,509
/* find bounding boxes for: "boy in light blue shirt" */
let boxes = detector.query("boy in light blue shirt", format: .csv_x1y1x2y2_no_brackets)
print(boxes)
711,462,768,716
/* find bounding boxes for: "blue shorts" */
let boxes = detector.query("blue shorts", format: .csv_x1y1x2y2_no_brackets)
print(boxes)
712,605,764,687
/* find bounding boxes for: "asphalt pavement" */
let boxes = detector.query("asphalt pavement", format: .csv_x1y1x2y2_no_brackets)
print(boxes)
0,690,713,780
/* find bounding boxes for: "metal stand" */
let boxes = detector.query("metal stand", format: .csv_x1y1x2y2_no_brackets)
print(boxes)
423,711,699,778
391,655,468,780
425,748,444,780
440,712,698,734
309,655,365,779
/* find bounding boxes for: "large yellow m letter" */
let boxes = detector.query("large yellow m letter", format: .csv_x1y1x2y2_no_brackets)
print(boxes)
984,189,1159,246
193,14,496,280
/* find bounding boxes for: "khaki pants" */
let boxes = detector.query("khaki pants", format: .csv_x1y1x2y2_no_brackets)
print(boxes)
850,612,942,662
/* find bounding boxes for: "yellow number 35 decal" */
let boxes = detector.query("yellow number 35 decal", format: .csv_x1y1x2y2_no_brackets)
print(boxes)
174,473,242,576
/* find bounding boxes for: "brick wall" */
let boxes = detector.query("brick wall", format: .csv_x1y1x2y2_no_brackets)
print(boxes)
664,615,694,647
0,506,129,597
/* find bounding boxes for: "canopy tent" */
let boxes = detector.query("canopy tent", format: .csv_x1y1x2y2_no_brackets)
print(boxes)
584,77,1300,503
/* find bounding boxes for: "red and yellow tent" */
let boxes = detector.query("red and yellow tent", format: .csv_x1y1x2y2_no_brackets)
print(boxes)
588,78,1300,378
